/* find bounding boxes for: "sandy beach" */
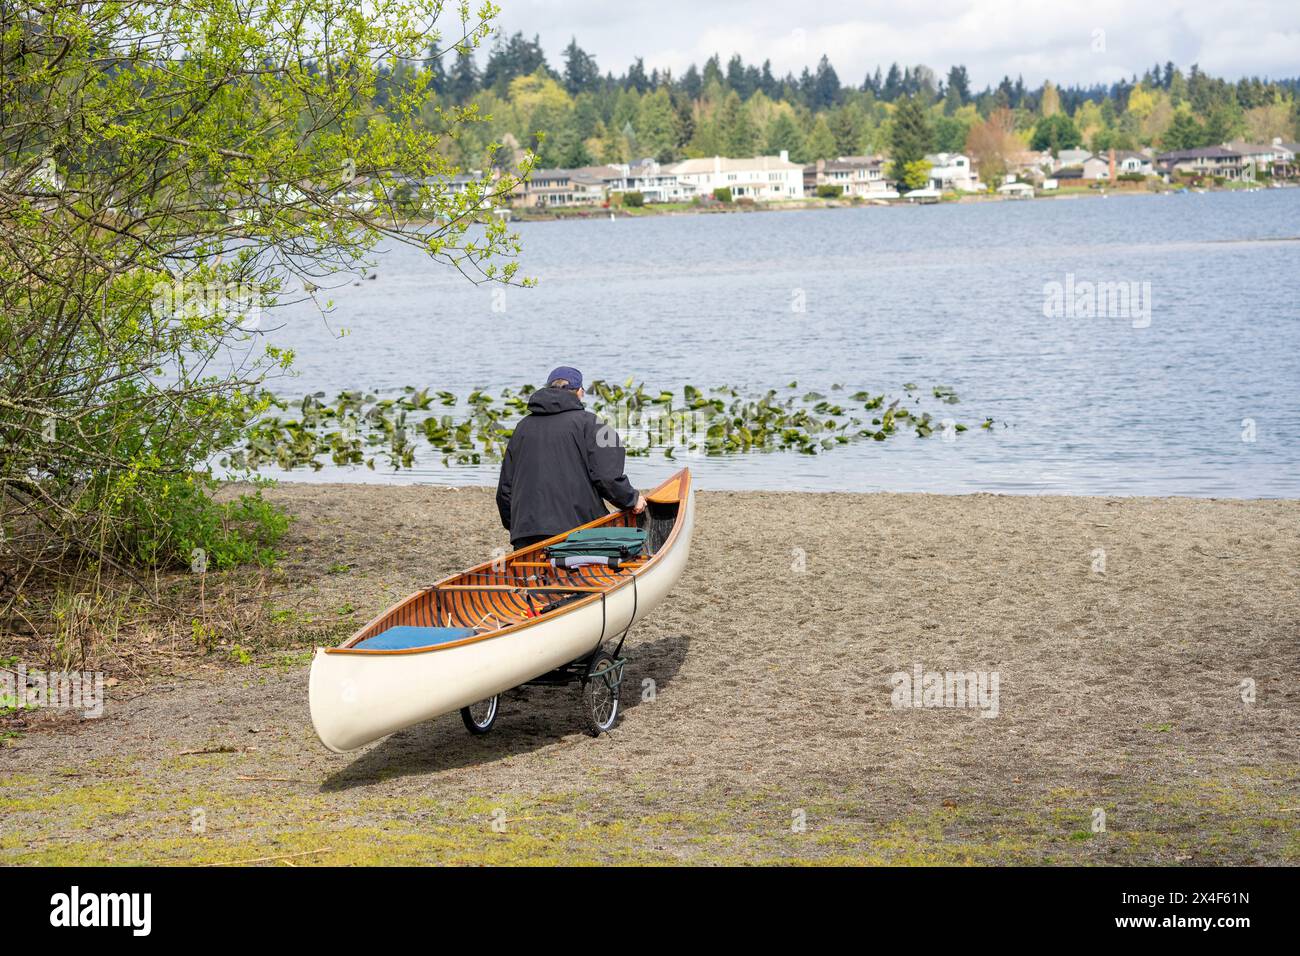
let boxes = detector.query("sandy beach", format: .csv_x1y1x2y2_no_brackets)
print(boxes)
2,484,1297,864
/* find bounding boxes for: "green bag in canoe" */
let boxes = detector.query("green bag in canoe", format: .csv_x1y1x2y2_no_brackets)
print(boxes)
545,527,647,559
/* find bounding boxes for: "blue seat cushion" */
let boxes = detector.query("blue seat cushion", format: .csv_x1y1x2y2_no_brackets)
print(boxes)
352,625,476,650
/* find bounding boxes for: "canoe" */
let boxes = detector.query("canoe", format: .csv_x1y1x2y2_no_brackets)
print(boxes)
309,468,694,752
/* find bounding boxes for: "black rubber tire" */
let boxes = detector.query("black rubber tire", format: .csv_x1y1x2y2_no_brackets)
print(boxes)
580,652,622,736
460,695,499,735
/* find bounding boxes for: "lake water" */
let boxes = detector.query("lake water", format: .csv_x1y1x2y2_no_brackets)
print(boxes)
253,189,1300,497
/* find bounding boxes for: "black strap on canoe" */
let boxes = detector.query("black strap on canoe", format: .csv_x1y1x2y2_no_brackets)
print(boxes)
612,574,637,659
598,591,607,645
595,573,637,659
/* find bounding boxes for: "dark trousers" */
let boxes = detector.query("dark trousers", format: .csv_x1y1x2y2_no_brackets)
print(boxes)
511,534,552,551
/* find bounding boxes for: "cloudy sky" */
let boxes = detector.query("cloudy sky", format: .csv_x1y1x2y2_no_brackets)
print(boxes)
488,0,1300,88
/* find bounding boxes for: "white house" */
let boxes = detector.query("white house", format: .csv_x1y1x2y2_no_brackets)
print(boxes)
924,153,979,191
669,152,805,200
1113,151,1154,176
605,159,694,203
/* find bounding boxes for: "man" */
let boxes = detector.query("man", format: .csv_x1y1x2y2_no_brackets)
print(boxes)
496,366,647,550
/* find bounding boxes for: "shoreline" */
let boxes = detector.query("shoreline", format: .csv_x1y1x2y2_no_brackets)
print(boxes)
244,471,1300,502
508,181,1284,222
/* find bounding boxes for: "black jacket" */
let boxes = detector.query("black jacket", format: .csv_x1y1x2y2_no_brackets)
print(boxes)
496,388,638,542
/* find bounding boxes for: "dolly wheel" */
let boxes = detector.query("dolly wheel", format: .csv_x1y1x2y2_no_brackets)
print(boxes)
460,695,499,735
581,652,622,736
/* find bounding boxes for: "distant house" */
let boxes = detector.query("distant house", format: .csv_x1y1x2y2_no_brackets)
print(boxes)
604,159,694,203
410,170,487,204
924,153,979,191
1078,155,1111,180
1270,140,1299,178
669,152,805,200
1155,147,1252,181
1113,150,1154,176
521,168,576,208
1055,154,1111,181
1225,141,1296,177
570,168,615,204
805,156,894,197
520,167,611,207
1054,148,1094,169
806,158,854,194
1007,149,1055,181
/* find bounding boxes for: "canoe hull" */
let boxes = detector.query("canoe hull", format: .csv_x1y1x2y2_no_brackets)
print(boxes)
309,487,693,752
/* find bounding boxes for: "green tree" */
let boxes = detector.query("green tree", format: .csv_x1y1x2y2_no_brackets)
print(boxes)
1201,106,1239,144
719,92,758,157
943,65,970,114
1162,111,1205,149
637,88,681,161
802,116,838,161
889,95,933,180
828,106,865,156
1030,112,1083,153
933,114,972,153
562,37,600,95
0,1,529,582
901,159,933,191
766,112,807,158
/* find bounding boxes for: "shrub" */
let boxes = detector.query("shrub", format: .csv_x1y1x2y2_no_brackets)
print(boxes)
816,184,843,198
620,191,645,207
712,187,733,203
114,476,290,570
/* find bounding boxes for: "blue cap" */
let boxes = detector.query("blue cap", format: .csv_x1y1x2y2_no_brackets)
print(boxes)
546,366,583,390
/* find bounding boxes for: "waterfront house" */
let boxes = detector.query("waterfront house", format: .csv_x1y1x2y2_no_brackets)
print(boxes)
1053,153,1111,181
521,168,575,207
1225,141,1296,177
669,152,805,200
445,170,484,196
1269,141,1299,178
1080,154,1112,180
570,167,616,204
805,156,894,197
1113,150,1154,176
1007,149,1055,181
924,153,979,192
604,159,694,203
520,167,615,207
1053,148,1093,169
1155,146,1252,181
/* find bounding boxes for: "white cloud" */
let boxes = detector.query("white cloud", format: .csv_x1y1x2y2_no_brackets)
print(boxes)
490,0,1300,87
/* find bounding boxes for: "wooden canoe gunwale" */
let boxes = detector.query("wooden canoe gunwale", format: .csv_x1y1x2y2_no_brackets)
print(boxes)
324,469,690,657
